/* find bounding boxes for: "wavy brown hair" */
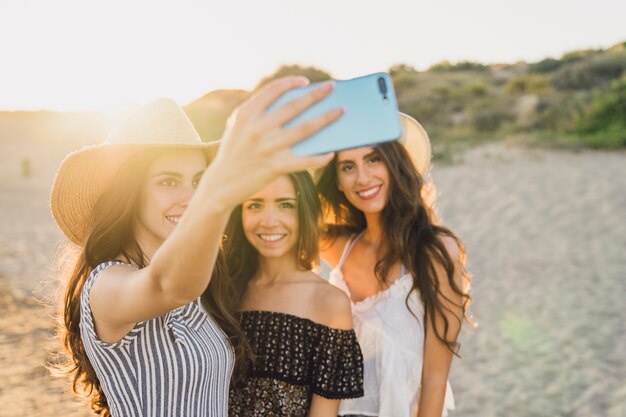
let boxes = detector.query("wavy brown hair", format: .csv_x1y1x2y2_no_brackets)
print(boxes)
317,141,473,355
53,148,250,416
223,172,322,304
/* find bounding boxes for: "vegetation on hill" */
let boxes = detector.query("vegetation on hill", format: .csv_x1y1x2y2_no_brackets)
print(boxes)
185,41,626,149
2,42,624,151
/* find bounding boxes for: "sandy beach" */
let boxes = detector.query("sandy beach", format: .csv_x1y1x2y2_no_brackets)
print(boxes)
1,140,625,417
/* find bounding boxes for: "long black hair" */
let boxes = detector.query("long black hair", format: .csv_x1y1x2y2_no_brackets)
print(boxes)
317,141,473,355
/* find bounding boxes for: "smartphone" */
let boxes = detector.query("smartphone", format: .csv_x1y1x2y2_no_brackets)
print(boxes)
268,72,401,156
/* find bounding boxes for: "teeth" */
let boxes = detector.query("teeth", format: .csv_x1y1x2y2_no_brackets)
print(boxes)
357,186,380,197
166,216,180,224
259,234,286,242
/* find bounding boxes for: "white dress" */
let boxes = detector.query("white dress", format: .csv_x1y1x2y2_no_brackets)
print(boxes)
327,233,455,417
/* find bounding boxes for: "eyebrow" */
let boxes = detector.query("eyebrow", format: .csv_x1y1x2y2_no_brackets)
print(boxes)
246,197,297,202
337,150,378,165
152,170,205,178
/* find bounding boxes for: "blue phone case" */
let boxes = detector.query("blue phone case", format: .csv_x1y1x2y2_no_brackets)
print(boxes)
268,72,401,156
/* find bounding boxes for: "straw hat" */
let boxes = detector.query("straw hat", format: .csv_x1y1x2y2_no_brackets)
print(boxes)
398,112,432,175
50,98,214,245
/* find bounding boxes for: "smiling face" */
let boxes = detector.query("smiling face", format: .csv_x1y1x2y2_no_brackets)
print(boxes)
241,175,299,260
336,146,390,214
134,148,206,255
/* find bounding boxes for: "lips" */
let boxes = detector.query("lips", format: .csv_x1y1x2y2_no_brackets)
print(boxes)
355,184,382,200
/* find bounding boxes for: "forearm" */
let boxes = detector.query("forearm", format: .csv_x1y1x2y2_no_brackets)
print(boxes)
417,372,449,417
148,174,234,304
307,395,339,417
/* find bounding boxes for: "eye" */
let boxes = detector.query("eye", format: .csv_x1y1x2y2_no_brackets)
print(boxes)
246,202,262,210
158,176,178,187
279,201,296,209
368,154,382,164
192,177,201,188
339,163,354,172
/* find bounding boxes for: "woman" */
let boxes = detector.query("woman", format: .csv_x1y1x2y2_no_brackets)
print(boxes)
51,76,342,417
224,172,364,417
316,114,473,417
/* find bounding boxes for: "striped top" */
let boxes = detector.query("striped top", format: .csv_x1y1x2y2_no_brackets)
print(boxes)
79,261,234,417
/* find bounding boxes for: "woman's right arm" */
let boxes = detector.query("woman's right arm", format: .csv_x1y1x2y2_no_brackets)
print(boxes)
89,77,343,340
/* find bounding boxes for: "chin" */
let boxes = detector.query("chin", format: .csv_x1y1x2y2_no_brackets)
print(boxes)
258,249,288,259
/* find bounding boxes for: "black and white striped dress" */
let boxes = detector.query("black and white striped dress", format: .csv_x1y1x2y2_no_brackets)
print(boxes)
79,261,234,417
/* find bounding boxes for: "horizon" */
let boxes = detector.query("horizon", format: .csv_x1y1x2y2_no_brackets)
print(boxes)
2,0,625,112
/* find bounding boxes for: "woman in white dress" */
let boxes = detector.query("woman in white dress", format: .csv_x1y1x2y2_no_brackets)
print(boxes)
316,114,472,417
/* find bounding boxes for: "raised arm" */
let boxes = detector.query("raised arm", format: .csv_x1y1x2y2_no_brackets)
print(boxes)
90,77,343,342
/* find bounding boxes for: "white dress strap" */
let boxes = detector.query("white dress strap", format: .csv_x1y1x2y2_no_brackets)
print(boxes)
336,231,364,270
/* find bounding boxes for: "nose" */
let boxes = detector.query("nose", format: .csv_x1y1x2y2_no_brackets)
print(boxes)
355,163,371,185
177,184,196,207
260,206,279,227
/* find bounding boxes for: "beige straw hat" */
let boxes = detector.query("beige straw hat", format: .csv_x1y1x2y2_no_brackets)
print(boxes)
398,112,432,175
50,98,214,245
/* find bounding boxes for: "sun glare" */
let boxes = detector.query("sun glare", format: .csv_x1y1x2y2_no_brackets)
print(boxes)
1,0,625,111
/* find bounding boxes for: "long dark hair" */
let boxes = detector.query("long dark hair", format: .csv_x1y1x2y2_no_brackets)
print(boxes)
53,148,249,416
317,141,472,355
223,172,322,304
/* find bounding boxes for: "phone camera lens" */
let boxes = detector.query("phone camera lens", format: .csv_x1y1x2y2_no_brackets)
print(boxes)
378,77,388,94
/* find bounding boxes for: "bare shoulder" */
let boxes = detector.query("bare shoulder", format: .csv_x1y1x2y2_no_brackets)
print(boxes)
319,232,351,269
433,233,464,290
91,262,137,295
437,233,462,263
309,273,353,330
89,263,139,315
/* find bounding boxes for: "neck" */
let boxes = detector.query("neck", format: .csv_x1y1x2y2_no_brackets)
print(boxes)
254,251,299,284
132,229,161,266
362,211,384,248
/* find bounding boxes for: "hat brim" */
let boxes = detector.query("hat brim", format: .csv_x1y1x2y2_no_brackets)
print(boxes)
308,112,432,179
50,142,215,245
398,112,432,175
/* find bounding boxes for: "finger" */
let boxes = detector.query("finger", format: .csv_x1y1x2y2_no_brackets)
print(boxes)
263,81,335,129
272,107,344,149
244,76,310,117
275,151,336,175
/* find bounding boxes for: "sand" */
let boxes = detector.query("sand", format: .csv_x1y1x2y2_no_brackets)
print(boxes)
1,141,625,417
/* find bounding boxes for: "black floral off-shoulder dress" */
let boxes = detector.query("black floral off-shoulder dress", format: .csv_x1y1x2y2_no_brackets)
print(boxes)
229,310,364,417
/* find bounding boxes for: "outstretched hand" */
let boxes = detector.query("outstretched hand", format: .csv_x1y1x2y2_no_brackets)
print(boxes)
208,76,343,209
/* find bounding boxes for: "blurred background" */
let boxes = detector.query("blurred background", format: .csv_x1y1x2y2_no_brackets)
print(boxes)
1,1,625,416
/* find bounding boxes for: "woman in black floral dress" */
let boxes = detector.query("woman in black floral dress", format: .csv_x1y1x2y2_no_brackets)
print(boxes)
224,172,364,417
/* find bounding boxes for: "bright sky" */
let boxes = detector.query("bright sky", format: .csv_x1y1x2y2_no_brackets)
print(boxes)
1,0,624,111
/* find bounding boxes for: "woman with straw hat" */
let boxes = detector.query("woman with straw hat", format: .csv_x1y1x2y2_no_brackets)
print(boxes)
316,114,473,417
51,76,342,417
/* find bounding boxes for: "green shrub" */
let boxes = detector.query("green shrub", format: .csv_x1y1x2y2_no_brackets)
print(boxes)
529,58,563,73
561,49,600,63
472,108,512,132
535,95,587,132
389,64,420,93
505,74,551,95
429,60,488,72
576,76,626,147
466,82,488,97
552,53,626,90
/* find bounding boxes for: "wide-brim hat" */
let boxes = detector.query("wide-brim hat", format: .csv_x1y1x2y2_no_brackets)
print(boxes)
51,98,215,245
397,112,432,175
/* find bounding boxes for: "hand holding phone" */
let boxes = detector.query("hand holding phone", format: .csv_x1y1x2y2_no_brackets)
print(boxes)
268,72,401,156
